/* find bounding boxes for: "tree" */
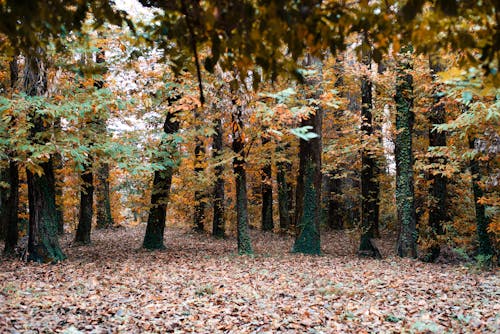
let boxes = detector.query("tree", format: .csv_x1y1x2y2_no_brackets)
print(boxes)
212,118,225,238
292,56,322,255
358,40,381,258
260,134,273,232
422,55,448,262
395,46,417,258
143,95,182,250
276,143,292,232
24,53,65,263
231,101,253,255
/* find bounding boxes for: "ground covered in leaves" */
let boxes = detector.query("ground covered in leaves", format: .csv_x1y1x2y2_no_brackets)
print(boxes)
1,227,499,333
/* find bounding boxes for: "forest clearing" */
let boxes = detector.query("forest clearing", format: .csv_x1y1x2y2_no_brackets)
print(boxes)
0,0,499,332
1,226,499,333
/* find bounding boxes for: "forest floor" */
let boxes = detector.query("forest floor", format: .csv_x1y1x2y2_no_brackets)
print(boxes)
0,226,499,333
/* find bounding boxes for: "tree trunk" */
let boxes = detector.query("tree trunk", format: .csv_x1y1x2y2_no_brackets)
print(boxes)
143,107,180,250
395,46,417,258
24,53,65,263
96,162,114,228
468,138,493,259
232,105,253,255
326,172,343,229
423,56,448,262
359,42,381,258
3,160,19,255
212,119,225,238
52,143,64,235
193,137,206,232
293,58,322,255
261,135,274,231
75,169,93,244
276,144,292,232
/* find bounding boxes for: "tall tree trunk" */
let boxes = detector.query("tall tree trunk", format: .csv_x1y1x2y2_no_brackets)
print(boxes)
395,46,417,258
212,119,225,238
359,42,381,258
96,162,114,228
423,56,448,262
326,55,345,230
232,104,253,255
468,137,493,259
75,169,93,244
143,106,180,250
193,136,206,232
24,53,65,263
276,144,292,232
3,160,19,255
293,58,322,255
261,135,274,231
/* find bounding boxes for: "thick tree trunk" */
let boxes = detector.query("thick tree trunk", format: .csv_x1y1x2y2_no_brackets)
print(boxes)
276,144,292,232
96,162,114,228
261,135,274,231
3,160,19,255
212,119,225,238
395,46,417,258
468,138,493,259
293,60,322,255
75,169,93,244
24,53,65,263
143,108,180,250
359,43,381,258
423,56,448,262
193,137,206,232
232,105,253,255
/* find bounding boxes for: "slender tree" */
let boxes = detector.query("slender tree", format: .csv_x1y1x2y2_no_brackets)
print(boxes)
359,40,381,258
422,55,448,262
2,56,20,254
143,96,181,250
260,134,273,231
395,46,417,258
276,143,292,232
468,137,493,260
212,118,225,238
232,102,253,255
94,48,114,229
193,135,206,232
24,53,65,262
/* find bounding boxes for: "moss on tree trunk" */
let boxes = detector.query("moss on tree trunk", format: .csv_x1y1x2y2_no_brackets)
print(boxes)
232,105,253,255
395,46,417,258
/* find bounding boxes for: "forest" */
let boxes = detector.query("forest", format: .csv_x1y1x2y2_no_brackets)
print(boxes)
0,0,499,332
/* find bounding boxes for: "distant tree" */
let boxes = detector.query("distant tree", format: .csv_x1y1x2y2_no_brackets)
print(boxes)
260,134,274,232
212,118,225,238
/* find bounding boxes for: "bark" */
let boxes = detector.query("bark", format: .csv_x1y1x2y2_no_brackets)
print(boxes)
422,56,448,262
293,61,322,255
276,144,292,232
24,53,65,263
327,55,344,230
193,137,206,232
359,43,381,258
3,160,19,255
232,105,253,255
395,46,417,258
468,138,493,259
212,119,225,238
143,106,180,250
52,137,64,235
261,135,274,231
74,169,93,244
96,162,114,228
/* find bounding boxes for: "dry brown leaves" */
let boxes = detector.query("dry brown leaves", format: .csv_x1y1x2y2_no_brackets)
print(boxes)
0,227,499,333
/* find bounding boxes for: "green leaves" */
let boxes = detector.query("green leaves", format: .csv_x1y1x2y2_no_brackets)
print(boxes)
289,126,319,141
